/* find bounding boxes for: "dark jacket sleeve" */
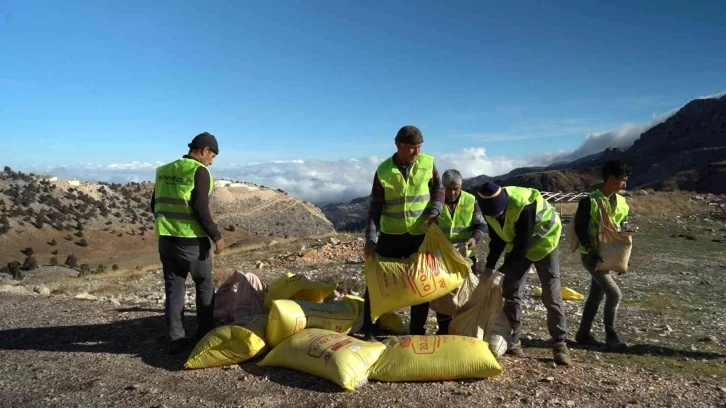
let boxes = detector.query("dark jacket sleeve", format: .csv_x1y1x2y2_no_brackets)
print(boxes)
485,225,506,269
470,201,487,243
149,188,155,213
365,172,384,244
501,201,536,267
191,167,222,242
428,164,444,216
575,197,592,252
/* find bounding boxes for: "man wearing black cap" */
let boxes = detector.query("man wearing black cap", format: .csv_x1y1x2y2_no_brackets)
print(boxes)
150,132,224,353
476,181,570,365
360,125,445,340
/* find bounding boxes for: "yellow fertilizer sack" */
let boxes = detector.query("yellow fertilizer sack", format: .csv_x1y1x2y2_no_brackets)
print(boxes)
370,335,503,382
266,296,364,347
264,272,336,309
429,271,480,317
534,286,585,301
258,328,386,391
184,315,268,369
365,225,470,322
378,312,409,335
449,272,511,358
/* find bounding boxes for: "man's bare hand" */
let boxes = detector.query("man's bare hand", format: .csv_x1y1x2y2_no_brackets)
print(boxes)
363,241,375,258
214,238,225,255
426,214,438,226
465,238,477,249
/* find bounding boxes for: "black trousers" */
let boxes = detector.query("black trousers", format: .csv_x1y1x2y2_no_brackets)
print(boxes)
159,238,215,341
362,232,428,335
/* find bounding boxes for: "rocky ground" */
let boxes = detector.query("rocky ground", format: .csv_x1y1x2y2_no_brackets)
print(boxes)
1,214,726,407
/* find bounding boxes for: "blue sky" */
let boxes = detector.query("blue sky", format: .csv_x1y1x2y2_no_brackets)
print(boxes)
1,1,725,203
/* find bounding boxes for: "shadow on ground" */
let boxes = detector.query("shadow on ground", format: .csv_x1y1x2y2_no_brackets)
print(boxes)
240,362,341,393
0,307,194,372
522,338,725,361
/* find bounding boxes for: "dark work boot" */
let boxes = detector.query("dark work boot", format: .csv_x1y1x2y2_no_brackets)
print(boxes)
506,341,524,357
576,295,601,347
605,328,630,351
575,331,606,347
552,341,571,366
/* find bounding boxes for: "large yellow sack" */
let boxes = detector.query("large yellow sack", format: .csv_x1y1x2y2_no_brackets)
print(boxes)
378,312,409,335
370,335,503,382
449,272,511,358
264,272,336,309
429,272,480,317
365,225,470,322
184,315,268,369
258,328,386,391
266,296,364,347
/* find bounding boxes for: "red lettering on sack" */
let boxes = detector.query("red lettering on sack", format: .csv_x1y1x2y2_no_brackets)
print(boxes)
330,339,352,351
399,336,412,348
411,336,438,355
307,334,340,358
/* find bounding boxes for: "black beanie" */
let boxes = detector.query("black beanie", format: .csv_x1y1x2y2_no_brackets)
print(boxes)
188,132,219,154
395,125,424,144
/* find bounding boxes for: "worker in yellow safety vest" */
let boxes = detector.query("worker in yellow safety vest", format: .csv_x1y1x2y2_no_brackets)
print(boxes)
150,132,225,354
476,182,570,365
434,168,487,334
574,160,632,350
361,125,444,341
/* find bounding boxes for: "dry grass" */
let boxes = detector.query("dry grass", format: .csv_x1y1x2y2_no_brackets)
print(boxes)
627,191,705,215
218,231,340,258
553,191,712,218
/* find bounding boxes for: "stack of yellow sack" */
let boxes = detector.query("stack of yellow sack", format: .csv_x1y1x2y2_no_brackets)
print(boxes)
185,226,506,391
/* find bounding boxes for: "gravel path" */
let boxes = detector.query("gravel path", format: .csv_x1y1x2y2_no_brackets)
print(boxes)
2,293,725,408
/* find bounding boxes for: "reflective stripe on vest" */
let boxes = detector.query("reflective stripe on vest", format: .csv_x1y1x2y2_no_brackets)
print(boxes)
154,158,214,238
377,153,434,235
438,191,475,256
484,186,562,262
577,190,630,254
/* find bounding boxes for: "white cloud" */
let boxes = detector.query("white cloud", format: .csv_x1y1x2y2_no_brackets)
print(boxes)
17,149,530,205
14,91,724,205
551,109,676,163
434,148,529,178
697,90,726,99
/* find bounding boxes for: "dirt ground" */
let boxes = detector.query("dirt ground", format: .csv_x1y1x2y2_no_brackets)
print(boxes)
1,213,726,407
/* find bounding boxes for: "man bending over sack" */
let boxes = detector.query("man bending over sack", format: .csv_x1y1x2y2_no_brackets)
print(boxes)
361,125,444,341
434,168,487,334
476,182,571,365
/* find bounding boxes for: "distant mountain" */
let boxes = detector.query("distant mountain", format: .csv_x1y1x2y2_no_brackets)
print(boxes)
320,196,369,231
323,94,726,231
466,94,726,194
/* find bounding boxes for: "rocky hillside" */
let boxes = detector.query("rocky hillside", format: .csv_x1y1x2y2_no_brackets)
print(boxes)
0,167,334,270
465,95,726,193
209,181,334,238
320,196,369,232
